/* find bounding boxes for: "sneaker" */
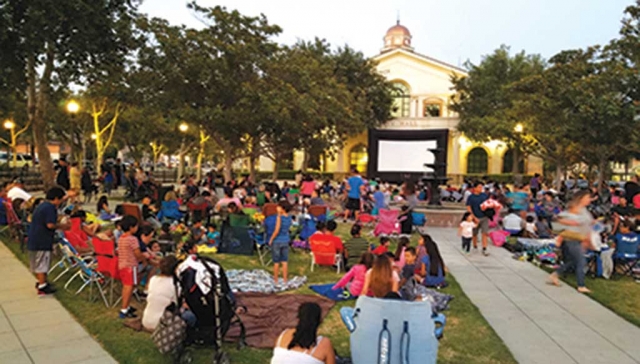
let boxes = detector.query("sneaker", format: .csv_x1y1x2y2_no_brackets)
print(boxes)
129,306,137,313
37,283,57,296
482,249,490,257
119,308,137,319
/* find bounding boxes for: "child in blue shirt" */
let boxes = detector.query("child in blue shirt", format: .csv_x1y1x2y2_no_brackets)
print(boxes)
206,223,220,248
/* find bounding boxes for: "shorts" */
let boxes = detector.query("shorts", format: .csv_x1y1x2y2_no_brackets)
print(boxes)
29,251,51,274
271,243,289,263
473,217,489,235
346,198,360,211
119,266,138,286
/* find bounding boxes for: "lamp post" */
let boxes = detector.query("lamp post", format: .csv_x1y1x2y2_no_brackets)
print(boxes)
513,123,524,183
66,100,81,162
3,120,16,168
178,122,188,181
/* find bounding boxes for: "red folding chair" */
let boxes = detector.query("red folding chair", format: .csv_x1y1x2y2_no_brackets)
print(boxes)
309,234,344,274
65,217,90,251
92,237,120,307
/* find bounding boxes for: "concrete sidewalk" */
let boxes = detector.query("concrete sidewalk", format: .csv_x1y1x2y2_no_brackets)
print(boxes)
0,242,116,364
428,227,640,364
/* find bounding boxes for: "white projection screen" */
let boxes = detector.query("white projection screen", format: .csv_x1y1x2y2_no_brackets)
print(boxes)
377,140,437,173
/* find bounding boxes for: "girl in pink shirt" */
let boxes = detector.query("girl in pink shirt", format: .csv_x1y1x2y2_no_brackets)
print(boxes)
332,252,374,296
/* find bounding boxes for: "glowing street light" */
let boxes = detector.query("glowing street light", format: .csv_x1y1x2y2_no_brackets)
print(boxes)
514,123,524,133
177,123,189,181
91,133,97,140
179,122,189,133
3,120,15,130
66,100,80,114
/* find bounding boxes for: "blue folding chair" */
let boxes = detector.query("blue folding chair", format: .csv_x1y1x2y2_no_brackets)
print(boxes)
249,229,271,266
613,235,639,277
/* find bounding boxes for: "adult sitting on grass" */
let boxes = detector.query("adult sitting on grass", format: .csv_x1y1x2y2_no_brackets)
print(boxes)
268,200,293,284
142,255,178,331
271,302,336,364
157,191,183,222
343,224,370,269
27,186,69,296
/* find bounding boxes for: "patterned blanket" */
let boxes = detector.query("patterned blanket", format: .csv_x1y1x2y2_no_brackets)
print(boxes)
226,269,307,294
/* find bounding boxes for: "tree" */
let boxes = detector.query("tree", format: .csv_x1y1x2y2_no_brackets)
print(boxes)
0,0,140,188
451,45,545,174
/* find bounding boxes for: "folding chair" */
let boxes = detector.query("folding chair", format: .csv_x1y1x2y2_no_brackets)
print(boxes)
613,237,639,277
249,229,271,266
63,250,108,306
121,203,143,221
92,237,120,307
309,235,343,274
48,238,94,283
262,203,278,217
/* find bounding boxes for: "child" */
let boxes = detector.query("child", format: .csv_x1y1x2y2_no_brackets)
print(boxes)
332,252,374,297
97,195,116,221
611,220,639,253
393,236,410,269
148,241,163,260
399,247,419,288
141,195,161,229
190,220,206,244
372,237,391,255
117,215,146,319
158,222,172,241
459,212,476,253
206,223,220,247
535,215,552,238
113,220,124,241
525,215,537,237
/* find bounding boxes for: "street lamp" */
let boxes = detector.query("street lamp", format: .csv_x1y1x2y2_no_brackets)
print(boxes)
513,123,524,181
178,122,189,181
66,100,80,114
514,123,524,133
91,133,97,140
3,120,16,168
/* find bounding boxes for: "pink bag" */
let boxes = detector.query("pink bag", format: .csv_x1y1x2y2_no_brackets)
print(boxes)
489,230,509,247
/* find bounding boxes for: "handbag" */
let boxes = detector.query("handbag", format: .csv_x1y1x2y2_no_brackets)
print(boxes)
152,304,187,354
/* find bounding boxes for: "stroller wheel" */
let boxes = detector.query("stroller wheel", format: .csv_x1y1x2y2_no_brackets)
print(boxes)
214,351,230,364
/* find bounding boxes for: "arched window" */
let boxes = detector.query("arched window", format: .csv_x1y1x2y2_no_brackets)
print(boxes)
423,100,442,117
502,149,525,173
391,82,410,118
349,144,368,174
467,147,488,174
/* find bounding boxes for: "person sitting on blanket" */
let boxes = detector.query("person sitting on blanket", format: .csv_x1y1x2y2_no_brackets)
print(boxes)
416,234,446,288
535,215,553,239
393,236,410,269
502,208,524,236
271,302,336,364
332,252,374,297
399,247,420,289
361,254,400,299
157,191,183,222
343,224,370,269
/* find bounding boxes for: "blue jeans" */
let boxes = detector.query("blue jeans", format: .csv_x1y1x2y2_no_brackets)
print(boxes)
556,240,586,287
271,243,289,263
181,309,197,327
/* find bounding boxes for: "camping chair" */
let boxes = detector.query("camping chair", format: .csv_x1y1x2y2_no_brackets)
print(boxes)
229,213,251,227
249,229,271,266
308,205,328,222
121,203,142,221
187,199,211,224
2,200,25,251
49,237,94,283
309,235,343,274
613,237,639,277
373,209,401,237
63,247,108,305
64,217,90,251
262,203,278,217
92,237,120,307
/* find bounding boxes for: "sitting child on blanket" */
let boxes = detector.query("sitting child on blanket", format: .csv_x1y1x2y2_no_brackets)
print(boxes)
333,252,374,297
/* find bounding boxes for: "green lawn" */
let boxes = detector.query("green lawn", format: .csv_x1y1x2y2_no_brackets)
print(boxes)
1,224,516,364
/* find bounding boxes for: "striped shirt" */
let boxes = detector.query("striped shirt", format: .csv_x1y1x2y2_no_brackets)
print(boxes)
344,237,369,267
118,235,140,269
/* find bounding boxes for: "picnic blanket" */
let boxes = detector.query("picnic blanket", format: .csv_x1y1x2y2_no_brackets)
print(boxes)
309,283,355,301
517,238,555,250
226,269,307,294
226,292,335,348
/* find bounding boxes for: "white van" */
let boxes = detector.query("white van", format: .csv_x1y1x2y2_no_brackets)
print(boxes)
0,152,36,168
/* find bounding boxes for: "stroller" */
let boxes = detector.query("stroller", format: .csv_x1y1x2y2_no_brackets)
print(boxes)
175,255,246,364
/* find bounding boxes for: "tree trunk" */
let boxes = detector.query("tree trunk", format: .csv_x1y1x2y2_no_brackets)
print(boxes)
512,147,519,174
223,154,233,183
271,154,280,181
249,153,257,184
28,56,55,189
196,145,204,182
301,150,310,172
597,158,607,191
555,163,563,191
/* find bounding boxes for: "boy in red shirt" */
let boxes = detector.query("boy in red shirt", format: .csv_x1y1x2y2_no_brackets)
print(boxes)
325,220,344,253
117,215,146,319
372,237,391,255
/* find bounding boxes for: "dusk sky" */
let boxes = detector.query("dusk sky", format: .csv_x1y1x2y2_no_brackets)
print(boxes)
140,0,633,67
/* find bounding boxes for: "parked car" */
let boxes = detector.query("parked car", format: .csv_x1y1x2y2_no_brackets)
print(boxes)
0,152,35,168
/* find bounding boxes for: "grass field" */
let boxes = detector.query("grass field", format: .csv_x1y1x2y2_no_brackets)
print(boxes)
1,224,517,364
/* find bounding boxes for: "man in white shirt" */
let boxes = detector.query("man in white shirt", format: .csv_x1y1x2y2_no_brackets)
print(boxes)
502,209,524,235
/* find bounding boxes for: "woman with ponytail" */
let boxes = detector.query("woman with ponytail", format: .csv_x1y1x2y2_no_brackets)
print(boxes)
271,302,336,364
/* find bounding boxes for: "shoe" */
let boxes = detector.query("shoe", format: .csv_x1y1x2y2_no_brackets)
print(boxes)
482,249,490,256
129,306,137,313
119,308,137,319
37,283,57,296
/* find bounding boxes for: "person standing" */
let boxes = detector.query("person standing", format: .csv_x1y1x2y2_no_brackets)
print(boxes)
466,182,490,256
27,187,68,295
56,158,70,190
268,200,293,284
345,168,364,221
530,173,541,199
69,162,81,203
114,158,123,189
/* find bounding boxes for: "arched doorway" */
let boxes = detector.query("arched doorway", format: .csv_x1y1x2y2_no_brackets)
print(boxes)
467,147,488,174
349,144,368,174
391,82,410,118
502,149,525,173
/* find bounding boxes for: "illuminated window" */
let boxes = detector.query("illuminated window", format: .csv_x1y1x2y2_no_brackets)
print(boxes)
349,144,368,174
467,147,488,174
423,102,442,117
391,82,410,118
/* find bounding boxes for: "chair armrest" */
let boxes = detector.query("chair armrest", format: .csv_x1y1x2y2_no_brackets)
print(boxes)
340,307,356,333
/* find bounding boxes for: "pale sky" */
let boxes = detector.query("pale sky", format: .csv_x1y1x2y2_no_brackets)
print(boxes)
140,0,633,67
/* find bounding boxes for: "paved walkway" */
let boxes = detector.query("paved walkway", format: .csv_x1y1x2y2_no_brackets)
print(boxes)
428,227,640,364
0,242,116,364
